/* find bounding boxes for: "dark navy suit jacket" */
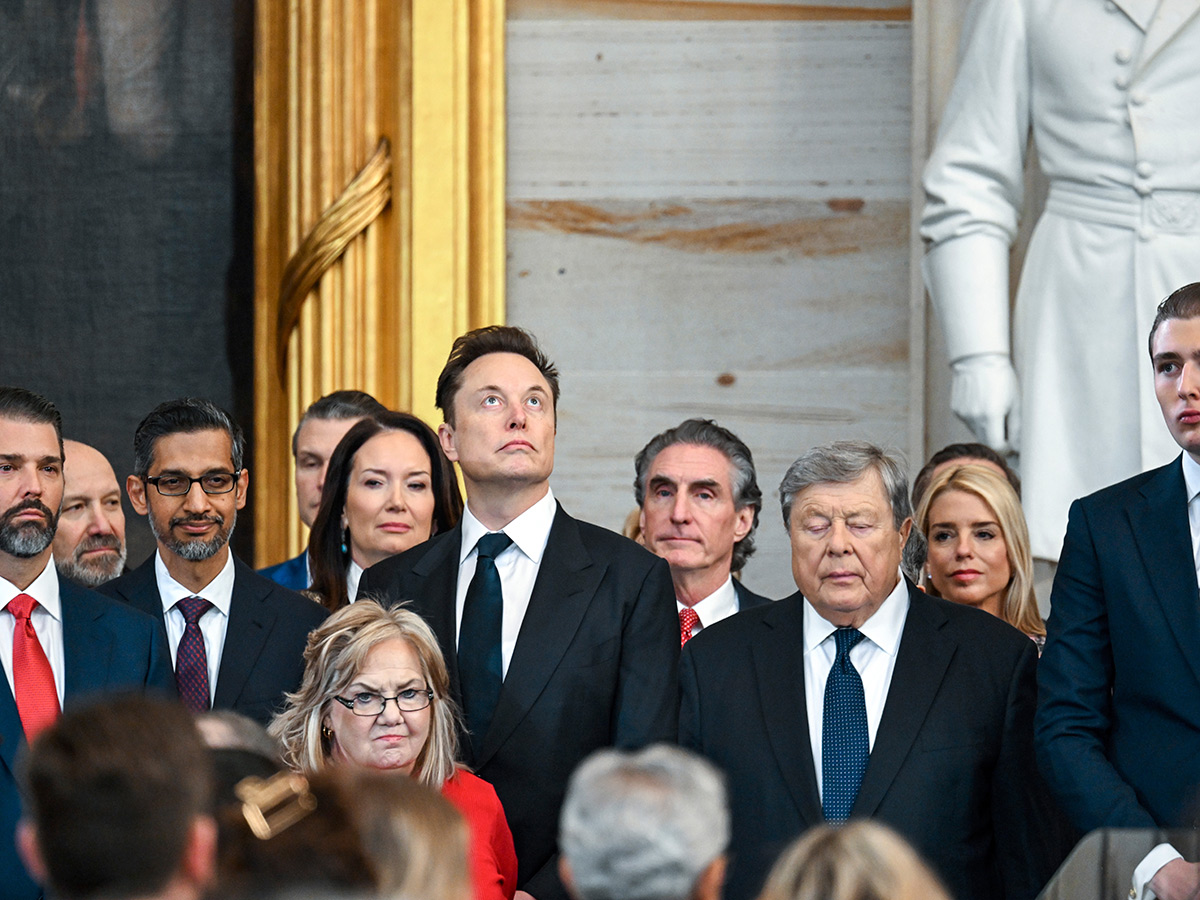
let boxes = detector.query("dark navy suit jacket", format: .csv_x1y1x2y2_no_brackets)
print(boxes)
733,578,771,610
259,551,308,591
1038,456,1200,831
100,555,328,725
2,577,174,900
682,583,1059,900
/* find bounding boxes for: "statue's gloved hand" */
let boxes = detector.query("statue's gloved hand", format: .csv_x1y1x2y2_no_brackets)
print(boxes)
950,352,1019,454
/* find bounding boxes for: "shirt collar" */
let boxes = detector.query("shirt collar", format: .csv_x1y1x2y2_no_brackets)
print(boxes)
347,559,363,603
802,572,910,655
155,549,236,616
681,575,737,623
1182,453,1200,503
459,487,557,565
0,559,61,620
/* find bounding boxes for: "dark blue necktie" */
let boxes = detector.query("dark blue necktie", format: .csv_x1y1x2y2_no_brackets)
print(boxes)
822,627,868,822
458,532,513,759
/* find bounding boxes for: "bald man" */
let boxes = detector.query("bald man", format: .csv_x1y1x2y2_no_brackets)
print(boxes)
52,440,127,587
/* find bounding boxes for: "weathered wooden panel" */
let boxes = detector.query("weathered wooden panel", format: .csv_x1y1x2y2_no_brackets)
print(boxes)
507,21,911,200
508,199,911,598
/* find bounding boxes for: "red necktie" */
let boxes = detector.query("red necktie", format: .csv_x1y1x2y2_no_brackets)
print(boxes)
175,596,213,712
679,608,701,647
8,593,60,740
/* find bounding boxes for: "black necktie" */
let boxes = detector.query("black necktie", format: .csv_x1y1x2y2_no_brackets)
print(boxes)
458,532,513,758
822,627,868,821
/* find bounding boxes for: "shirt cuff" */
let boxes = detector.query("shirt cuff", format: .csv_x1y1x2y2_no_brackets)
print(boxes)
1133,844,1183,900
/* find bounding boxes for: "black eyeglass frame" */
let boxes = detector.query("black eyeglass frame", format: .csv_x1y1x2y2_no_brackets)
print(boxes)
143,470,243,496
332,689,435,717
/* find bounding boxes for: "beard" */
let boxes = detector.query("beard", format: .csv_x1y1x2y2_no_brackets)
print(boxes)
56,534,127,587
150,512,235,562
0,499,58,558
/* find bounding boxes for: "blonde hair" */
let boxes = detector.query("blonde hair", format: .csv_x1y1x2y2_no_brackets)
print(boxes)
345,768,472,900
757,822,950,900
269,600,460,786
915,464,1043,638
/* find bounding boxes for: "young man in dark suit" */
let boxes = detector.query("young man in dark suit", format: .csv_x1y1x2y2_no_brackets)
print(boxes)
1038,282,1200,900
634,418,771,644
0,387,174,900
681,441,1056,900
359,326,679,900
101,399,328,725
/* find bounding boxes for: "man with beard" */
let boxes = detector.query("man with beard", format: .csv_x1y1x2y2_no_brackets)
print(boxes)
0,386,173,900
100,399,328,725
52,440,128,586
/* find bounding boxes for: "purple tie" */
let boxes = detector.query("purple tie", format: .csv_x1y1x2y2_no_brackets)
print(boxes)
175,596,213,712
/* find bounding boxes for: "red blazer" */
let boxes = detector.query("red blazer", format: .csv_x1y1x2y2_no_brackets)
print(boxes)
442,768,518,900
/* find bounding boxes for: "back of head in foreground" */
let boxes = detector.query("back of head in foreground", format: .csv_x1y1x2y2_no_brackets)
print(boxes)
559,744,729,900
17,695,215,900
756,821,951,900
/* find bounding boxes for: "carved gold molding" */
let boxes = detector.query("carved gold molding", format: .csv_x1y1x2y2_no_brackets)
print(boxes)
253,0,505,567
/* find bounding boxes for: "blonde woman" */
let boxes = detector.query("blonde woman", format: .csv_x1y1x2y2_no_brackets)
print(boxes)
916,463,1045,651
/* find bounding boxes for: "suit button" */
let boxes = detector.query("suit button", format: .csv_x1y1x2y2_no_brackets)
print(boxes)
1136,161,1154,178
1138,225,1154,241
1130,90,1148,106
1115,74,1130,89
1134,178,1152,196
1115,47,1132,64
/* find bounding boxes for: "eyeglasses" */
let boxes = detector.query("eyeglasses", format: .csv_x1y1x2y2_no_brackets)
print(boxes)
333,689,434,717
144,471,242,496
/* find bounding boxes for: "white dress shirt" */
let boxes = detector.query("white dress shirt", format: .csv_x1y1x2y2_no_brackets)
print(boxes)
0,560,65,706
678,576,738,637
1131,454,1200,899
803,574,910,799
454,487,557,678
347,559,364,603
155,550,235,704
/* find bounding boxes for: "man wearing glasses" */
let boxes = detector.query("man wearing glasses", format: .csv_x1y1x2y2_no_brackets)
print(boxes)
100,398,328,725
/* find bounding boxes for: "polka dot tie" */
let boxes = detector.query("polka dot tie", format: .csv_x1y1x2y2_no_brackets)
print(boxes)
822,627,868,822
175,596,213,713
8,593,60,740
679,608,701,646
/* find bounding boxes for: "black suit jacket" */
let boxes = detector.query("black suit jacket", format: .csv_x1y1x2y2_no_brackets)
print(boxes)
2,578,175,900
681,583,1055,900
1037,456,1200,831
358,503,680,900
733,578,771,610
100,555,328,725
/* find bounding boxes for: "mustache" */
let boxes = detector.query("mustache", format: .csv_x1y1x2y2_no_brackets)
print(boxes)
1,498,56,526
75,534,123,555
169,513,225,529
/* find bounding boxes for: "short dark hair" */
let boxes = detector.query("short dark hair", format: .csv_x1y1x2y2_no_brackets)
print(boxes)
308,411,464,609
434,326,560,427
910,442,1020,508
18,695,213,900
291,390,388,457
633,419,763,573
0,386,63,452
132,398,246,479
1149,282,1200,359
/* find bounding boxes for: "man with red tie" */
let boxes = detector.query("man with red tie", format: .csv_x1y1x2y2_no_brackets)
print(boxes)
0,386,173,900
634,419,771,646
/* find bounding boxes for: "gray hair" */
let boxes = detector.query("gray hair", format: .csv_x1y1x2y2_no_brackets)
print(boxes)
560,745,729,900
633,419,762,572
778,441,911,531
291,390,387,457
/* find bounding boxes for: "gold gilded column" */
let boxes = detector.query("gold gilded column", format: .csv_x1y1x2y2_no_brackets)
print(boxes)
254,0,505,567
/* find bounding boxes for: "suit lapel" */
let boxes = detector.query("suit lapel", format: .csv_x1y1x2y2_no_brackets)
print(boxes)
1137,0,1199,72
1131,460,1200,687
0,672,23,782
752,595,823,825
213,560,275,709
111,558,167,623
1112,0,1157,32
408,528,464,696
852,587,955,818
61,581,113,704
475,506,605,768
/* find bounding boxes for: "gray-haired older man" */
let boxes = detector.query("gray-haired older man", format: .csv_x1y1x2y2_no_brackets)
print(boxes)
680,441,1059,900
559,745,728,900
634,419,770,645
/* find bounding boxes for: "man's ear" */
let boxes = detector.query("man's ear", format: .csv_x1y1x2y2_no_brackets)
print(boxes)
733,505,754,542
234,467,250,511
438,422,459,463
898,515,913,545
126,474,149,516
16,820,46,885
